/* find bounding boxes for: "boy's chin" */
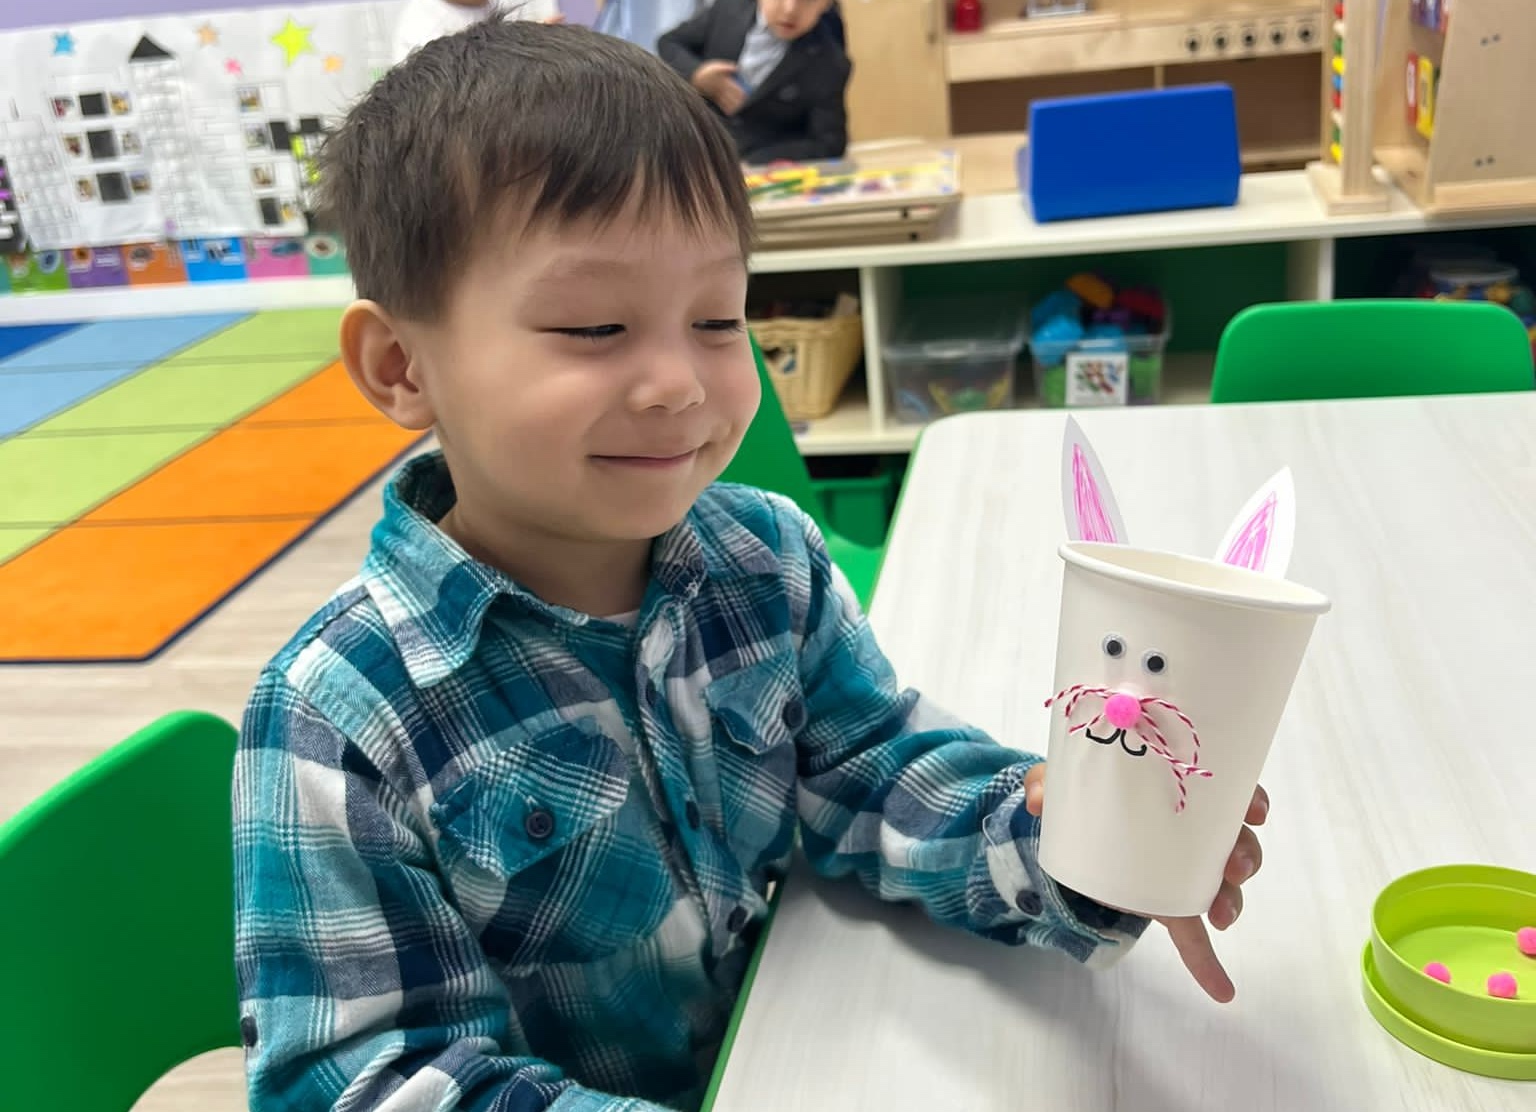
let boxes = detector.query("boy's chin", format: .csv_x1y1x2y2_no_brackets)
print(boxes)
596,500,699,543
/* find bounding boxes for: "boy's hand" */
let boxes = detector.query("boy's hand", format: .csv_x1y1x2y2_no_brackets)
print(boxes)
692,61,746,115
1023,764,1267,1004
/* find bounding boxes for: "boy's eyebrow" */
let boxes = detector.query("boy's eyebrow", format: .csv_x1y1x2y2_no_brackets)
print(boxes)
534,252,747,284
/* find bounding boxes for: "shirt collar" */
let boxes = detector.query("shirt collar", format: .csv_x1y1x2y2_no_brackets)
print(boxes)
361,451,780,688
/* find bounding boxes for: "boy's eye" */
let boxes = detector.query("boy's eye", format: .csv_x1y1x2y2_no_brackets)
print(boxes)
553,325,625,341
695,319,746,334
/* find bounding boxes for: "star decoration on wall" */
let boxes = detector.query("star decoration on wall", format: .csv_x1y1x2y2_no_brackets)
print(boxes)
323,54,344,74
52,31,75,56
225,58,244,76
196,22,219,47
271,17,315,68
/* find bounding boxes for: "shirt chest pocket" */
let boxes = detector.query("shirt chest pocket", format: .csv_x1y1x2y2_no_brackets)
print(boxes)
429,722,675,971
702,652,803,872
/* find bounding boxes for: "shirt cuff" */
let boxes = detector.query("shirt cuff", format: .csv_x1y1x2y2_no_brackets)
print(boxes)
984,777,1150,969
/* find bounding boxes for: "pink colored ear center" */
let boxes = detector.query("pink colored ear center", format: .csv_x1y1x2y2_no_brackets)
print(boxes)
1222,491,1278,571
1073,446,1119,543
1104,692,1142,730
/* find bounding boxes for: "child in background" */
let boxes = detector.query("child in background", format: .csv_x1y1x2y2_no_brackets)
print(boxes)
391,0,563,63
659,0,850,165
235,17,1269,1112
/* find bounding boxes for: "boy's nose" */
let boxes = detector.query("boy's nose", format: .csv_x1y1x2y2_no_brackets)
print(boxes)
1104,692,1142,731
635,355,706,413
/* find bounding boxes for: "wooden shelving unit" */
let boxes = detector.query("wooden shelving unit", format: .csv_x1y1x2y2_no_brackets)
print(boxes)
11,170,1533,456
841,0,1330,172
1371,0,1536,217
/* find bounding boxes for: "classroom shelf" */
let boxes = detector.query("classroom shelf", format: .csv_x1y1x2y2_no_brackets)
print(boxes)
797,351,1219,455
4,169,1532,458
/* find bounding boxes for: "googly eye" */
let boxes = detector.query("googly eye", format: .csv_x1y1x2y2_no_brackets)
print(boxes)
1142,650,1168,675
1101,634,1126,659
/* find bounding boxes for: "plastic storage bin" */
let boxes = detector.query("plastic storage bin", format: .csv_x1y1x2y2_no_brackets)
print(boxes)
812,472,897,548
1030,310,1171,408
883,295,1027,424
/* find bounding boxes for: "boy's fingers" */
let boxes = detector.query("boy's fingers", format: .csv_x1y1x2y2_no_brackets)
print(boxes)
1223,825,1262,885
1246,784,1269,826
1163,916,1235,1003
1024,763,1046,816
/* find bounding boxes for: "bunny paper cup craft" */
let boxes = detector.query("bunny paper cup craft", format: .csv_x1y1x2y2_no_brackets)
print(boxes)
1038,417,1331,920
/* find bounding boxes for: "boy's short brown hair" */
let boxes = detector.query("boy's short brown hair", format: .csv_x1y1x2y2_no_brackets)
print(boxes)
316,15,755,321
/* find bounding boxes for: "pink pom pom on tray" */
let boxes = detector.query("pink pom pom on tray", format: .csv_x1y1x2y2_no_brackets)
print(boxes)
1422,962,1452,984
1487,972,1519,999
1517,927,1536,957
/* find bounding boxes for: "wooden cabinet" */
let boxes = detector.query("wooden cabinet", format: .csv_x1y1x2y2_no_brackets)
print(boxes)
840,0,951,143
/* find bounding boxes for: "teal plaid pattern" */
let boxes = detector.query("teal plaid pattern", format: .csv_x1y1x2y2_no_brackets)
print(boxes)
234,451,1145,1111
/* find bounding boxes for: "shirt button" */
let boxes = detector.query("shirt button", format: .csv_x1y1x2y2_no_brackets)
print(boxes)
1015,889,1043,917
685,799,701,829
240,1014,258,1048
524,808,555,842
727,906,750,933
781,697,806,733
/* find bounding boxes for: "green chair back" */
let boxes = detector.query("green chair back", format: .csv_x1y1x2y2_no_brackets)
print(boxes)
1210,299,1535,404
0,711,241,1111
719,335,883,606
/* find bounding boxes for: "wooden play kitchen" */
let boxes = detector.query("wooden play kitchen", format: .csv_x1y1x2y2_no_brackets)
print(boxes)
840,0,1332,179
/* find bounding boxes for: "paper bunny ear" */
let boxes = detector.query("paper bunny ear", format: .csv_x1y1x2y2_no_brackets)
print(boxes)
1215,468,1296,577
1061,416,1127,544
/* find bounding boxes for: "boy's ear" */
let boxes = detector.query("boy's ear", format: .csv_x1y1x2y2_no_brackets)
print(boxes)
338,300,436,431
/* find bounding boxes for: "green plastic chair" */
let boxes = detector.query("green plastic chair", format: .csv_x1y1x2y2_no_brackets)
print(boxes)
0,710,242,1111
719,334,884,607
1210,299,1535,404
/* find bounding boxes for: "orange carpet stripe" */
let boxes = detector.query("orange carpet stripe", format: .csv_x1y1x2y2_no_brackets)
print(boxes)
0,520,313,661
0,361,424,662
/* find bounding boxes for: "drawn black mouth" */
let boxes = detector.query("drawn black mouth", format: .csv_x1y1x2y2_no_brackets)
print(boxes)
1085,726,1148,757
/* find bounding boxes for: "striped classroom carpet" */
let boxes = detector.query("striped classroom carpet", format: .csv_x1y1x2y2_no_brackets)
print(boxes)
0,310,425,663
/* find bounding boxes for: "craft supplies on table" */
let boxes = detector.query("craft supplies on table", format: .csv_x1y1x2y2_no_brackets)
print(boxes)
746,147,962,250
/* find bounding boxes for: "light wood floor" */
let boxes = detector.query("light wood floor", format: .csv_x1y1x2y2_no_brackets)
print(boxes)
3,446,434,1110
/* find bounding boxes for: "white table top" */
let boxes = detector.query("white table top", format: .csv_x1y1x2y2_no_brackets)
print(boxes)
711,397,1536,1111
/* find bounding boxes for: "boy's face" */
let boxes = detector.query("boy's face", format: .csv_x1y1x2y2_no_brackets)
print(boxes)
758,0,834,40
404,202,759,547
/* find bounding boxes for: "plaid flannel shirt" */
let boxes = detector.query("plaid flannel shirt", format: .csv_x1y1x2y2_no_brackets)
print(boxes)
234,451,1145,1112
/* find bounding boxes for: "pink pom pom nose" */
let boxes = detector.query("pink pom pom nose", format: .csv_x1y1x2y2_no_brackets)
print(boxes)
1104,692,1142,731
1423,962,1452,984
1517,927,1536,957
1487,972,1519,999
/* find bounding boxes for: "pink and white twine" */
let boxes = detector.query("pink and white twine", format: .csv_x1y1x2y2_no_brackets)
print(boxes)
1044,684,1214,812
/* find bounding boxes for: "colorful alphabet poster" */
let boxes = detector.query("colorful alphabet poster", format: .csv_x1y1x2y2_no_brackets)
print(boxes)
0,2,403,250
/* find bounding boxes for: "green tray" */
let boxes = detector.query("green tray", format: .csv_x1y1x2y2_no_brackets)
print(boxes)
1362,863,1536,1080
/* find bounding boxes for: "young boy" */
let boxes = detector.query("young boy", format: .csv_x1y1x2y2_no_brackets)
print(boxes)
234,17,1267,1112
391,0,563,64
658,0,850,165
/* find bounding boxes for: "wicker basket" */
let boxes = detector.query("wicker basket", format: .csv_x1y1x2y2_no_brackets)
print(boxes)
750,314,864,421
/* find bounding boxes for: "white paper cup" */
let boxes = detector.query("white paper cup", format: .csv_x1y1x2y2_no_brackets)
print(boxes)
1038,542,1330,919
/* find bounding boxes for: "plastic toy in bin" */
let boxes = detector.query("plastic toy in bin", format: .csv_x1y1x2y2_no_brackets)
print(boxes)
1030,275,1170,407
882,294,1027,425
1039,417,1330,919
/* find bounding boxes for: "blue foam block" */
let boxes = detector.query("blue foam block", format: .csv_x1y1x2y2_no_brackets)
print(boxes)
1020,84,1241,223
